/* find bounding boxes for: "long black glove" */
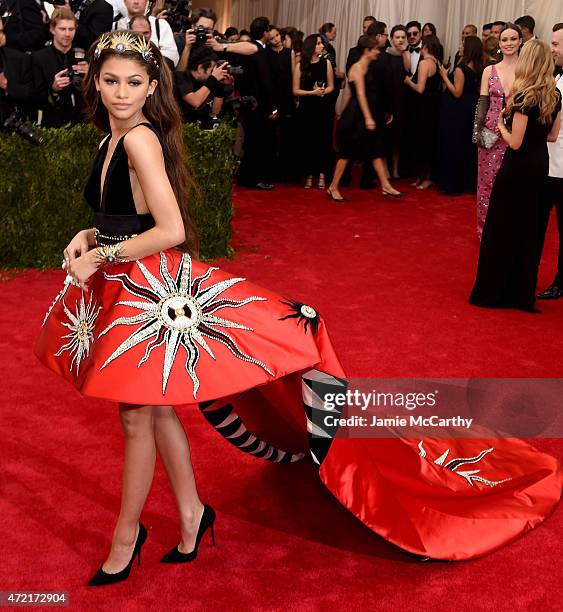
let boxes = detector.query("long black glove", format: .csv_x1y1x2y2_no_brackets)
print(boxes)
472,95,490,145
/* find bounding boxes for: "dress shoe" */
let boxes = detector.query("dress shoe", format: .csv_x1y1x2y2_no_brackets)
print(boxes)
254,182,274,190
88,523,147,587
160,504,216,564
537,284,562,300
326,188,346,202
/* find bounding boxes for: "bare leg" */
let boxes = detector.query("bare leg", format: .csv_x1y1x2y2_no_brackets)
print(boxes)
103,403,156,573
153,405,204,553
373,158,400,195
328,158,349,199
392,149,400,178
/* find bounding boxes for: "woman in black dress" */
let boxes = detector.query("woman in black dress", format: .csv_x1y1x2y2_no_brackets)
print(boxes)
469,40,561,312
293,34,334,189
404,35,442,189
437,36,483,194
327,35,402,201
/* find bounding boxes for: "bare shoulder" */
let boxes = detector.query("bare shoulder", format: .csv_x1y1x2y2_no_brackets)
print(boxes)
123,125,163,159
482,64,493,78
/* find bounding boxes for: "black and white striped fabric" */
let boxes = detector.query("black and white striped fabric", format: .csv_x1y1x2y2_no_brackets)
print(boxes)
198,369,347,466
198,400,305,463
301,369,348,466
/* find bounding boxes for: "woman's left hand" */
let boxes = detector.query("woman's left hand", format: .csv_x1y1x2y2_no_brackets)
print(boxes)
439,64,448,79
66,249,99,290
496,114,505,134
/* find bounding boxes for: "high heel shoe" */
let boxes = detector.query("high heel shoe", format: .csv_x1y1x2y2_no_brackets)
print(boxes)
87,523,147,587
317,176,326,189
382,189,405,198
304,176,313,189
326,188,346,202
160,504,216,563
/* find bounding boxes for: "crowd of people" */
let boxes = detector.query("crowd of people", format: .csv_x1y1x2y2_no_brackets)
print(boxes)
1,4,562,311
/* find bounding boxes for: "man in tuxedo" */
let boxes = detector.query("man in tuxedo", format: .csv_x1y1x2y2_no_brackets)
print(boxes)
0,17,34,122
0,0,48,52
236,16,276,190
345,16,376,73
537,23,563,300
515,15,538,44
72,0,113,50
405,20,422,75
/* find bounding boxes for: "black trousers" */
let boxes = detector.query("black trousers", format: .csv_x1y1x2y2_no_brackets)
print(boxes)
238,111,274,186
538,176,563,285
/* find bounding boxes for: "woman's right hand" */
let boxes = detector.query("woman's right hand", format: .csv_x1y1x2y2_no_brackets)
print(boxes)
366,119,376,131
63,230,91,266
311,86,325,97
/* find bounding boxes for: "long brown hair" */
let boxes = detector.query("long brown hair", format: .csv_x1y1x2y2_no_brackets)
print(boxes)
506,39,560,125
82,31,199,256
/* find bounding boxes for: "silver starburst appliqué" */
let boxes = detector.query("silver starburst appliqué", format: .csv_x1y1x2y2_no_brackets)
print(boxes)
99,252,274,397
42,275,72,326
55,291,102,373
418,441,512,487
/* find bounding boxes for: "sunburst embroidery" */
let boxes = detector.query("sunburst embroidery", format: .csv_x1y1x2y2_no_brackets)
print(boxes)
55,291,102,373
279,299,320,334
99,252,274,397
42,275,72,326
418,441,512,487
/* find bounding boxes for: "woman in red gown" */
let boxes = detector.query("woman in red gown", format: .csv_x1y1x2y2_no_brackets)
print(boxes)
36,31,562,586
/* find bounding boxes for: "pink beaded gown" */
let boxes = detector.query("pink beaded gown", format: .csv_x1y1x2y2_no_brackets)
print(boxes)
476,65,509,239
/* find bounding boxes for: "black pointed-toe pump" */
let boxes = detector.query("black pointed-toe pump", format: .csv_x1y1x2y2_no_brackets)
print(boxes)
160,504,216,564
87,523,148,587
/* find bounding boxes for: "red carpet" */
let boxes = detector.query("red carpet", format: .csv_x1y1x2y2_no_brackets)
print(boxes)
1,182,561,610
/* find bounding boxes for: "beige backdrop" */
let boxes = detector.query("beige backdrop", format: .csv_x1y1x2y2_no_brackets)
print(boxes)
221,0,563,70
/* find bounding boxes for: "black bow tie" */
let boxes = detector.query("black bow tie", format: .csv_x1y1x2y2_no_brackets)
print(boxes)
409,45,421,53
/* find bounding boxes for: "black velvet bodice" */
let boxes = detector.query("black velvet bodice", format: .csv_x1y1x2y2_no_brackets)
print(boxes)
84,122,157,244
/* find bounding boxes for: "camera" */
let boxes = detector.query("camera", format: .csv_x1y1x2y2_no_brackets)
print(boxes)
157,0,192,33
66,48,86,88
3,109,44,145
223,94,258,114
216,60,244,77
194,25,210,46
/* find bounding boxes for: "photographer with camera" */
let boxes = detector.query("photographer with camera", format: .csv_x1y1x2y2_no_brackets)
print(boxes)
32,7,88,128
115,0,178,68
0,17,34,126
177,7,257,72
0,0,49,52
174,45,229,126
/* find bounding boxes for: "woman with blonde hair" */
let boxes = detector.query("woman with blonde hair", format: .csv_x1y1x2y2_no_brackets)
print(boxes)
469,39,561,312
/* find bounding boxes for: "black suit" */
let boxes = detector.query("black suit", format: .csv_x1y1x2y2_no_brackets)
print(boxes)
32,45,86,127
0,45,34,120
237,41,276,186
346,45,360,75
0,0,48,52
73,0,113,50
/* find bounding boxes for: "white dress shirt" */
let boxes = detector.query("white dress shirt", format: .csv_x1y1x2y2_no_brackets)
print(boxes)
548,74,563,179
116,14,179,67
409,44,422,75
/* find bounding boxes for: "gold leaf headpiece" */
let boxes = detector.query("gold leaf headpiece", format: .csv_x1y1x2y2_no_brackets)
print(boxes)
94,31,159,68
